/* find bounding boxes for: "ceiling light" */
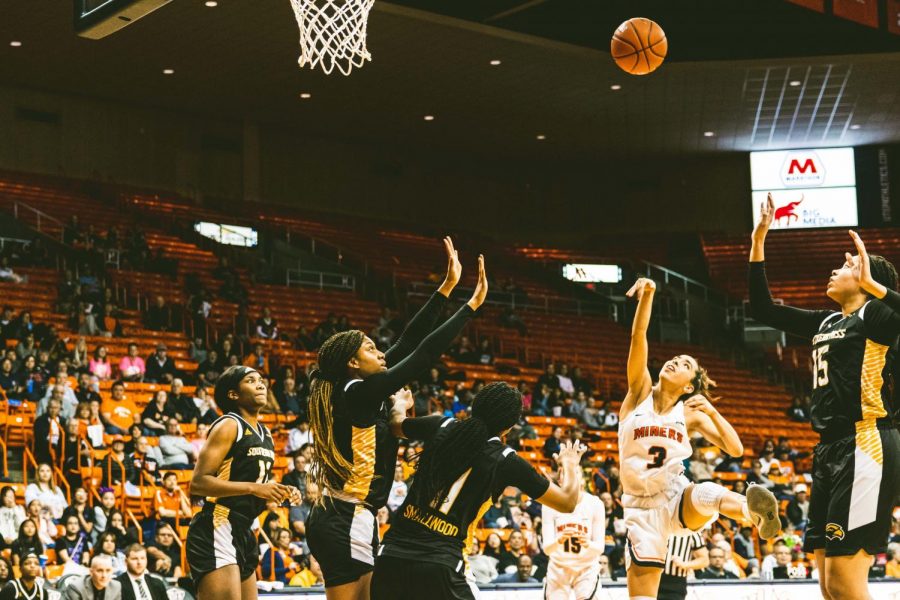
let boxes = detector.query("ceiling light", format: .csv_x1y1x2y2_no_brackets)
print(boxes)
423,115,435,121
162,68,175,75
789,80,801,87
299,92,311,99
536,134,546,140
205,1,218,6
703,131,715,137
9,41,21,47
489,60,502,66
850,124,860,130
610,84,622,91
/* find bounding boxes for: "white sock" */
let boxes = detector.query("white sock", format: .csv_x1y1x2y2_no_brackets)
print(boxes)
631,596,657,600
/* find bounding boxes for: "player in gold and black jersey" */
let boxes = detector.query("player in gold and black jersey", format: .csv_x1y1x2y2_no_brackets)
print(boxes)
186,366,301,600
305,239,488,598
372,382,587,600
749,194,900,600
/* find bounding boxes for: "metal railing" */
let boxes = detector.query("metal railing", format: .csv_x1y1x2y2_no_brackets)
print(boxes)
12,201,64,240
286,268,356,292
643,261,728,307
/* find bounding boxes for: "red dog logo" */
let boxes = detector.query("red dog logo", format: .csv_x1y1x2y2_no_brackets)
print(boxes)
774,195,804,226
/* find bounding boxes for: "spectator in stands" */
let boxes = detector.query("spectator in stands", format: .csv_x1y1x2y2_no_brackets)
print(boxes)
786,483,810,530
450,335,477,364
196,349,221,387
68,337,89,374
285,420,313,456
689,448,716,482
276,376,304,418
25,463,67,520
95,531,127,577
154,472,191,528
14,333,37,363
195,388,219,425
294,326,316,352
290,554,325,588
466,538,499,584
158,419,197,469
26,499,57,547
169,379,198,424
482,533,512,565
886,543,900,578
261,528,301,585
93,489,117,538
580,397,603,429
187,339,208,369
745,460,775,490
255,307,279,340
695,546,738,580
144,344,176,384
476,339,494,365
556,363,575,396
64,554,122,600
146,523,182,579
732,524,758,568
141,391,173,436
9,520,42,567
537,363,560,391
104,509,137,551
33,397,65,465
568,390,588,421
99,303,123,338
99,436,133,491
243,343,269,375
0,307,15,345
757,439,776,473
595,400,617,430
58,514,92,567
88,346,113,381
117,543,168,600
386,465,407,513
786,396,809,422
492,554,537,584
118,345,145,383
145,297,171,332
0,487,23,549
0,359,18,399
13,355,37,401
189,422,209,459
483,498,516,530
542,426,563,460
128,436,162,490
62,487,95,539
219,337,239,364
100,381,136,436
497,531,530,574
74,372,102,406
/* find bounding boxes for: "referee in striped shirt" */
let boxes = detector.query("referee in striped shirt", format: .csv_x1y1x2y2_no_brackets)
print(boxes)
657,532,709,600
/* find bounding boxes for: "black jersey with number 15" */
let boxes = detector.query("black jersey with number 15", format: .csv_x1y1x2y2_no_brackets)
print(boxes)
205,412,276,521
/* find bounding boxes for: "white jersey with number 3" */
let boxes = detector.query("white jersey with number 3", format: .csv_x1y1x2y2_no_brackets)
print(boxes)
618,392,692,499
542,492,605,570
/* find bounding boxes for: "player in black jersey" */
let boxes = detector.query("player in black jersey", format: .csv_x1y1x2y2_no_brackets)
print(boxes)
749,194,900,600
186,366,302,600
306,240,488,599
0,553,49,600
372,382,587,600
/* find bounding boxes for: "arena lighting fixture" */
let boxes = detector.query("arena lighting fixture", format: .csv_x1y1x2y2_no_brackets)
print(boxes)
703,131,715,137
610,84,622,90
9,41,22,47
162,68,175,75
299,92,312,99
205,1,218,6
536,134,546,140
489,59,502,66
789,80,801,87
850,124,861,130
423,115,435,121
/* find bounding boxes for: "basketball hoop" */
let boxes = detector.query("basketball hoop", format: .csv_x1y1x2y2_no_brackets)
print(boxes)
288,0,375,76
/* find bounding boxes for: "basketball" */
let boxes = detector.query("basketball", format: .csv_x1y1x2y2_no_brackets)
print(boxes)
611,17,667,75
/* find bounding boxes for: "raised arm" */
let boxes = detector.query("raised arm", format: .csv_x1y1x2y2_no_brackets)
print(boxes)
748,193,831,338
350,255,487,405
535,442,588,514
851,230,900,335
385,237,460,366
620,278,655,420
684,395,743,457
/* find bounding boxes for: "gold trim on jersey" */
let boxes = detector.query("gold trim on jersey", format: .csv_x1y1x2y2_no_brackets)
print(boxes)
212,503,230,528
206,457,233,504
860,339,889,421
342,425,377,501
463,499,493,558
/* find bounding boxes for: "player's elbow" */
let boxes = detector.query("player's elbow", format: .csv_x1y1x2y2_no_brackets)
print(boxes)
727,441,744,458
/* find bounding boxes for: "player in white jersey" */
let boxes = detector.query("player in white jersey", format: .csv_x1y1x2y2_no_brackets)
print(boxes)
542,470,605,600
619,278,780,600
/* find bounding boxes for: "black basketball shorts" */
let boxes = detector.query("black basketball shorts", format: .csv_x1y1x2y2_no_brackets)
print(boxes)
372,555,479,600
804,423,900,557
306,497,378,588
186,505,259,584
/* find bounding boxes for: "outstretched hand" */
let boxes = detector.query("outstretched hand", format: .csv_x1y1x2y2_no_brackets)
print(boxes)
752,193,775,241
849,230,886,299
626,278,656,301
553,440,588,468
438,236,462,296
467,255,488,311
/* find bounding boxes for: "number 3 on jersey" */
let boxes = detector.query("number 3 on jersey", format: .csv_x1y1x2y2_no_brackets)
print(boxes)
646,446,666,469
813,345,829,389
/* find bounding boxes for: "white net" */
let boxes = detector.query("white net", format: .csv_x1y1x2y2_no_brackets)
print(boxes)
288,0,375,76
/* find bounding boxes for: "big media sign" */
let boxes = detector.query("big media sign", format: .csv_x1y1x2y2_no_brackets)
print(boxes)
750,147,858,229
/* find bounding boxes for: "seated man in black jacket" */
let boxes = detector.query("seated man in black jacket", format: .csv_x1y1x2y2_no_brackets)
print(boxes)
34,397,66,464
116,544,169,600
695,547,738,580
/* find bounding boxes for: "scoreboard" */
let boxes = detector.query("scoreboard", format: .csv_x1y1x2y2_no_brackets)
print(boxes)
75,0,173,39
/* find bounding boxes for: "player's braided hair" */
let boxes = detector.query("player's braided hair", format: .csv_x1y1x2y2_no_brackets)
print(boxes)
678,362,718,404
307,330,365,502
410,382,523,508
867,254,899,297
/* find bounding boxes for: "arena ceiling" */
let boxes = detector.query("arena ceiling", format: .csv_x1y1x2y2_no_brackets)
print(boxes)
0,1,899,161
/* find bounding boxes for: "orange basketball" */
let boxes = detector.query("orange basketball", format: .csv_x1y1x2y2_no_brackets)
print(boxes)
610,17,667,75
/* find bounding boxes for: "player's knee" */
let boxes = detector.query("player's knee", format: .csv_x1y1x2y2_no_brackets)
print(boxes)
690,481,726,516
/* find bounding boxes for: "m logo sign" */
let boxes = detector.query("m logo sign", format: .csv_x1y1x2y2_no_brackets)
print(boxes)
781,152,826,187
